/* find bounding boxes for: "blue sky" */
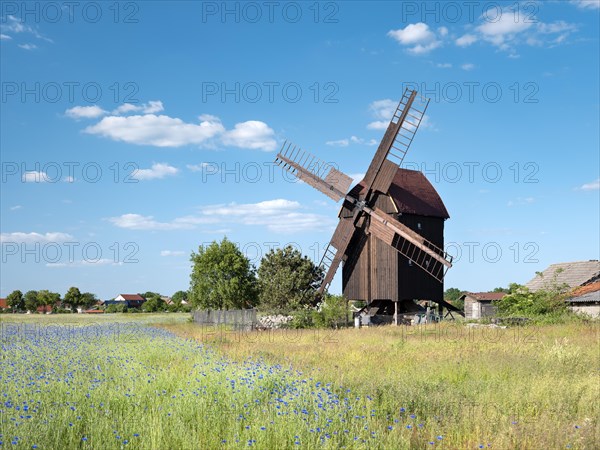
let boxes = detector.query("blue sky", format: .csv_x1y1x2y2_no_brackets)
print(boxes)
1,1,599,300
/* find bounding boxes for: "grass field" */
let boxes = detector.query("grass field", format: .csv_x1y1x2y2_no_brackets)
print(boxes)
1,314,598,449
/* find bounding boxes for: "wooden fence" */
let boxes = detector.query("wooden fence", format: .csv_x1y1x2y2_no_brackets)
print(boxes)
191,309,256,331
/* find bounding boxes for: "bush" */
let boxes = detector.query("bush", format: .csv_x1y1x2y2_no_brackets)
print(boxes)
105,304,128,313
288,308,314,329
312,294,348,328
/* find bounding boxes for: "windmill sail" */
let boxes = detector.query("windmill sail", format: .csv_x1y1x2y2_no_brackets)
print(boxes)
275,142,353,202
317,218,356,294
366,208,452,282
362,89,430,197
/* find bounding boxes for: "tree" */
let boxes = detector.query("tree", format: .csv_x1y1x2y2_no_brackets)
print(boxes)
80,292,98,310
444,287,465,311
7,290,24,311
37,290,61,312
141,291,161,301
142,296,165,312
493,286,510,293
189,237,258,309
257,246,324,312
171,290,188,306
24,290,39,312
64,286,82,312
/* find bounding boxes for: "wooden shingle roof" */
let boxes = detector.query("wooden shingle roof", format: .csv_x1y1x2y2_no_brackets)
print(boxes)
347,168,449,219
525,260,600,292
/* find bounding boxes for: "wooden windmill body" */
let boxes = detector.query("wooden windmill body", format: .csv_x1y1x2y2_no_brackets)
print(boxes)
275,89,462,315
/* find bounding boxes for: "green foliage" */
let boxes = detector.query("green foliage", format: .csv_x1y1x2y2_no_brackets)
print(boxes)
257,246,324,313
64,286,82,312
312,294,348,328
105,304,128,313
497,284,569,317
289,307,315,329
444,287,465,310
24,290,38,312
80,292,98,309
189,237,258,310
444,287,464,302
142,296,166,312
493,286,510,293
7,290,24,311
141,291,161,301
37,290,61,308
171,290,188,306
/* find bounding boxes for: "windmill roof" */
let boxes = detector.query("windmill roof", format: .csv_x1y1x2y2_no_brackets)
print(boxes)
349,168,449,219
525,260,600,292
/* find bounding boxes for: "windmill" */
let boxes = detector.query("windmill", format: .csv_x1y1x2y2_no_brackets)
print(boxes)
275,88,463,319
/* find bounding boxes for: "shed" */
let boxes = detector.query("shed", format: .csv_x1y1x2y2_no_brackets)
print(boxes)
566,281,600,318
0,298,7,310
461,292,506,320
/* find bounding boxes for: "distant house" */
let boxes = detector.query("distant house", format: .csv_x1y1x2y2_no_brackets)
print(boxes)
0,298,7,310
525,260,599,292
114,294,146,308
461,292,506,320
36,304,53,314
566,282,600,318
162,296,188,306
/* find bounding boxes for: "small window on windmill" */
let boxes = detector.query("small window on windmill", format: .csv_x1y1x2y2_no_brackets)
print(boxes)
417,222,422,230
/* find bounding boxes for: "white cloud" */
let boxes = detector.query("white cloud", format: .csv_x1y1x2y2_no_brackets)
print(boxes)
132,163,179,180
387,22,442,54
46,259,122,268
579,178,600,191
187,162,217,172
326,136,377,147
18,43,37,50
222,120,277,151
65,105,107,119
112,100,164,115
367,99,395,129
64,176,75,183
10,205,22,211
1,232,73,244
570,0,600,9
107,213,211,231
367,120,389,130
199,199,335,233
22,171,48,182
81,107,276,151
326,138,349,147
461,63,475,71
84,114,225,148
160,250,186,257
507,197,535,207
109,199,334,234
456,34,477,47
436,63,452,68
0,15,52,43
388,22,435,45
0,34,12,40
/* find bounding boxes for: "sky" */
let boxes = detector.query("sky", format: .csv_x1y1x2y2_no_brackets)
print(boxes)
1,0,599,300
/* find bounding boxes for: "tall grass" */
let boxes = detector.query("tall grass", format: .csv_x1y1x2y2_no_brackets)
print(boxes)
1,315,598,448
163,320,600,449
